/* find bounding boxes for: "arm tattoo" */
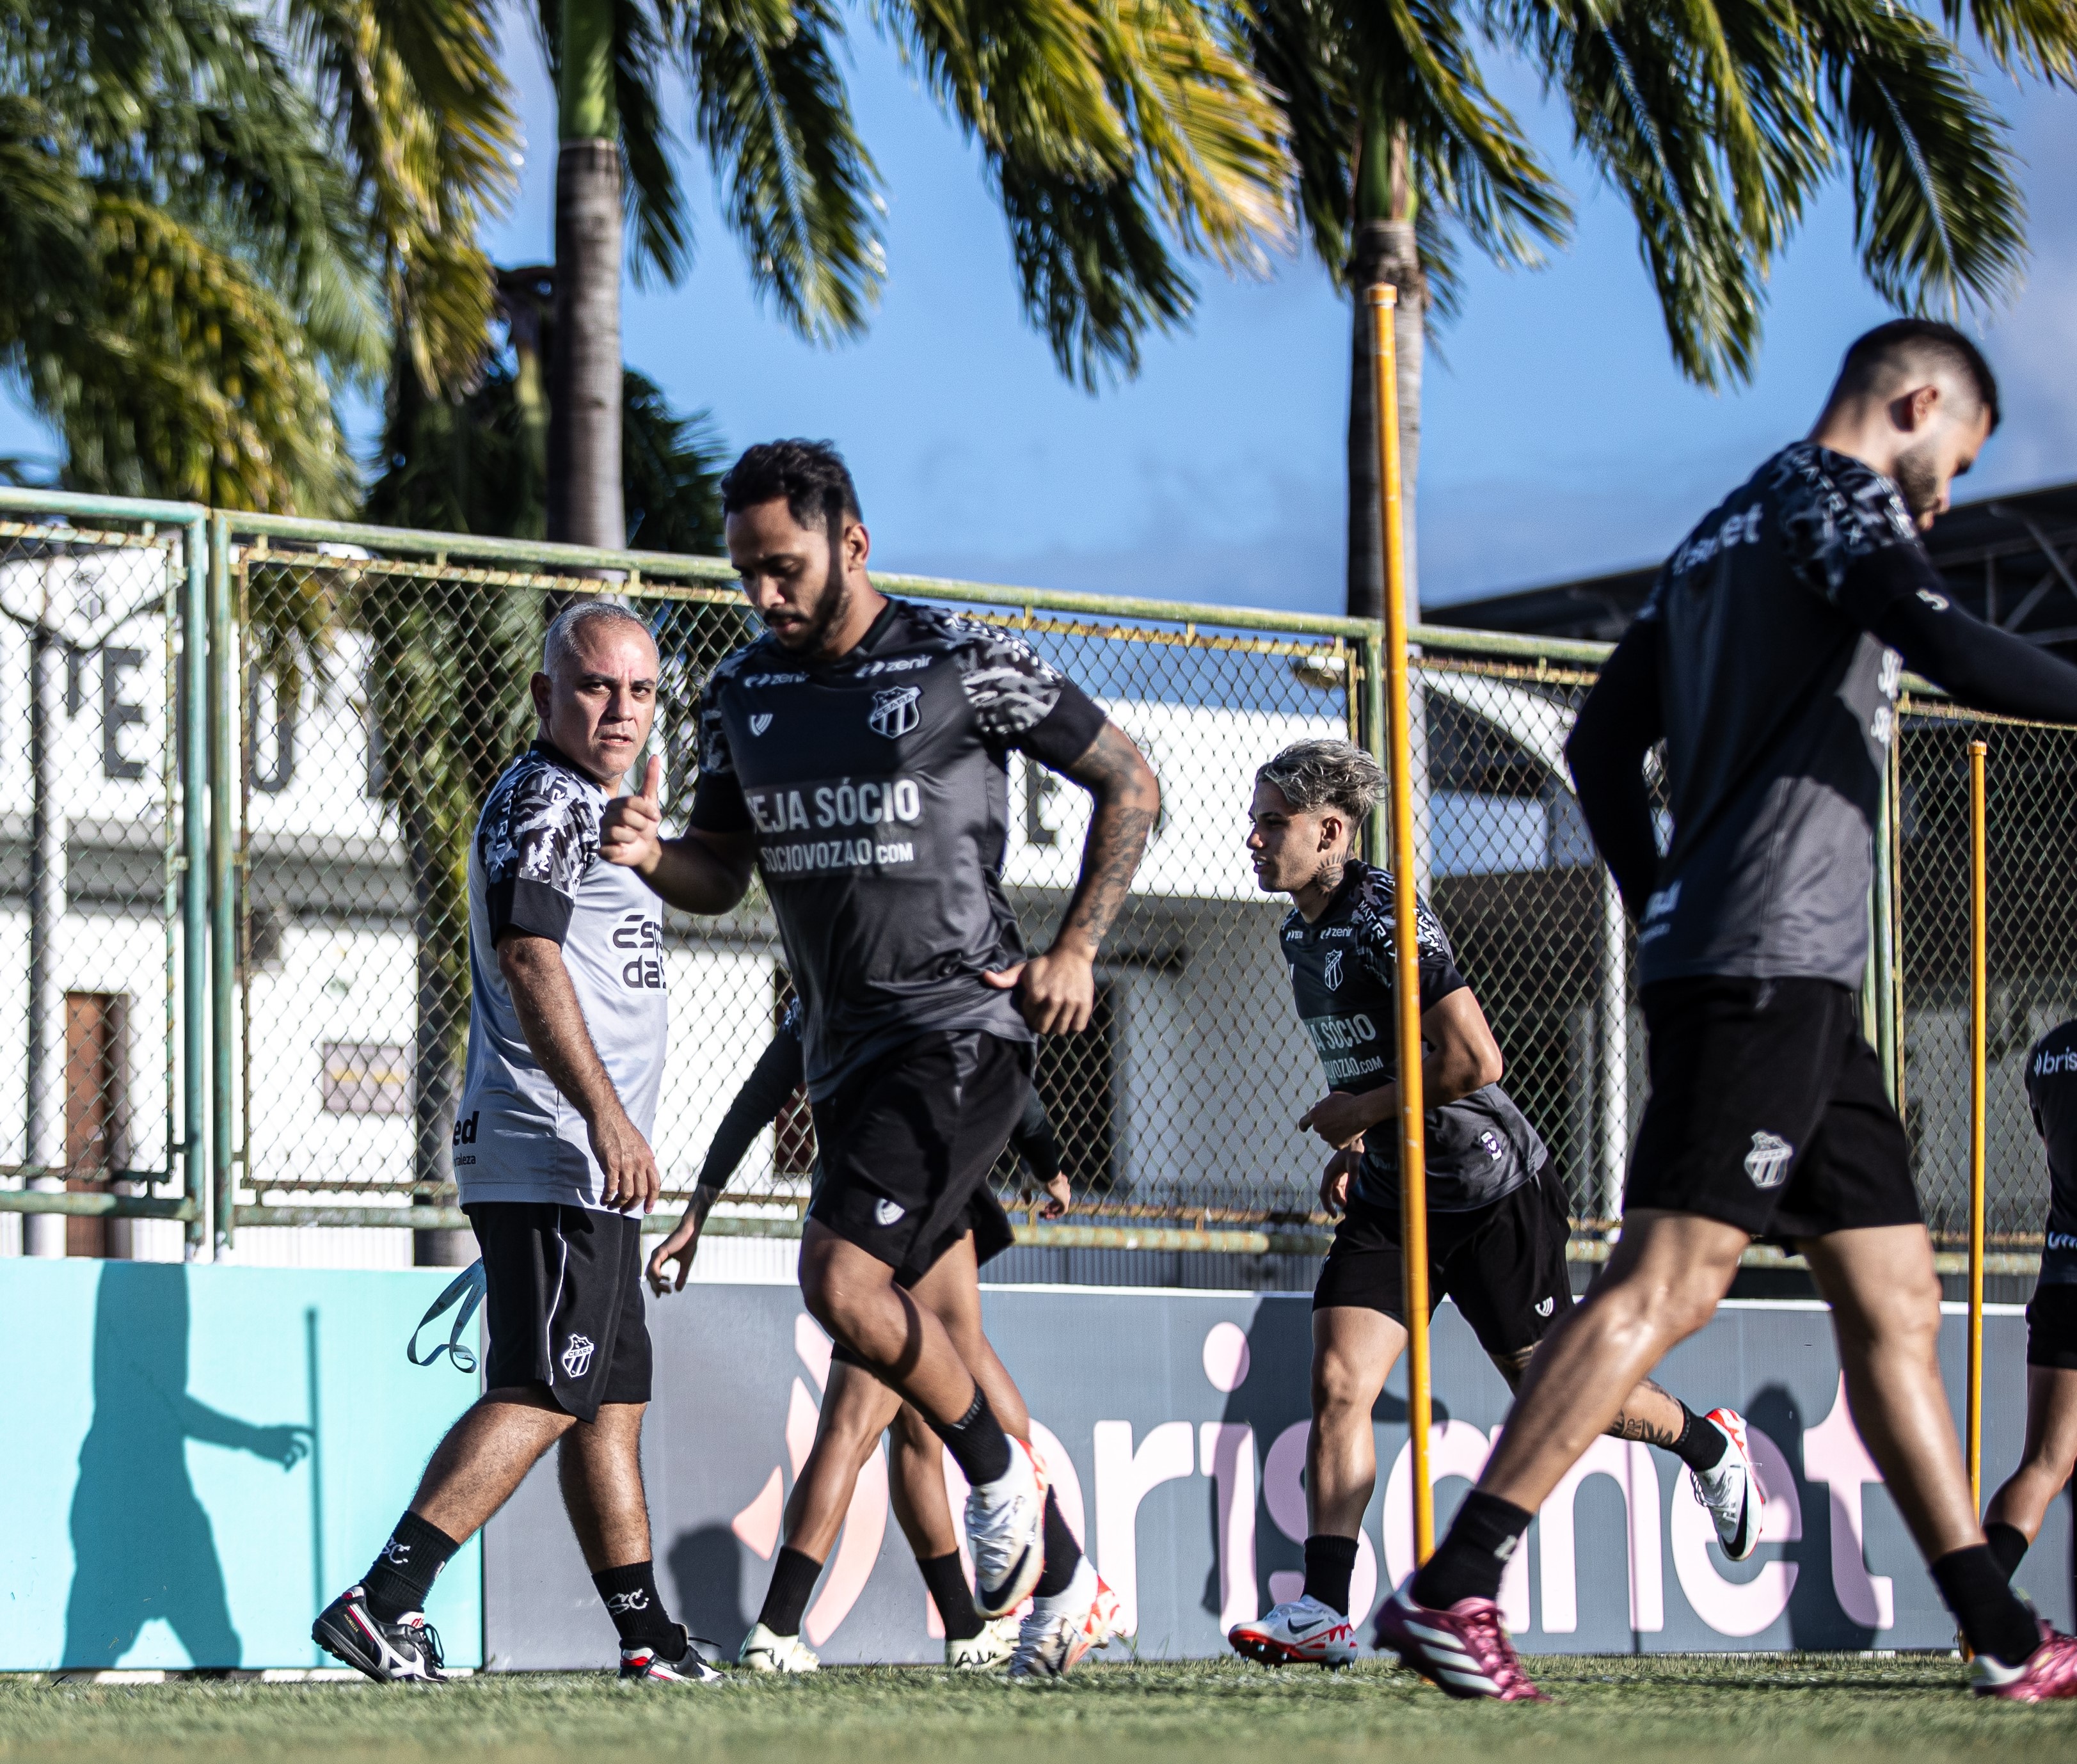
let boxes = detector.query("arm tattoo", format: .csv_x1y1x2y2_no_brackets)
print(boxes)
1055,724,1159,953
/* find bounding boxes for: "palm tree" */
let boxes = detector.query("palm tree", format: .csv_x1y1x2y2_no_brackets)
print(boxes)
535,0,1294,544
1248,0,2076,620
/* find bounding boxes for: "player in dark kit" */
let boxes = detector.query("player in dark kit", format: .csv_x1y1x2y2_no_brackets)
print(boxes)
1227,739,1758,1669
1376,323,2077,1701
601,439,1159,1677
645,1005,1072,1671
1980,1019,2077,1585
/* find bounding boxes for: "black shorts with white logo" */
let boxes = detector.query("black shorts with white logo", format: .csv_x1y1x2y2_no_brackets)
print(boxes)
809,1029,1031,1282
2027,1283,2077,1370
1312,1159,1573,1361
467,1201,651,1423
1625,976,1921,1241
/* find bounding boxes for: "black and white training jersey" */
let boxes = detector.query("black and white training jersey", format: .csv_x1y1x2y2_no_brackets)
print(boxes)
1279,860,1545,1214
2025,1019,2077,1286
687,598,1107,1097
456,740,667,1210
1632,442,1915,988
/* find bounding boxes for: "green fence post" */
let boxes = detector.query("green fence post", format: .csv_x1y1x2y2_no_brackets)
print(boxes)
209,513,236,1251
184,515,211,1251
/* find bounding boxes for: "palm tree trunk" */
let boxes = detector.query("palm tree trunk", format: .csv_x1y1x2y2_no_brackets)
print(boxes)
549,0,625,549
1345,118,1424,622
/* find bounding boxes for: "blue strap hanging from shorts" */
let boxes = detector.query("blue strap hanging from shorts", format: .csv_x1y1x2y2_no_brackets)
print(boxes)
408,1260,486,1372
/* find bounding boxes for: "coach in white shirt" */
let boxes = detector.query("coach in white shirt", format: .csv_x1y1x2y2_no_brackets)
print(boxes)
312,602,715,1687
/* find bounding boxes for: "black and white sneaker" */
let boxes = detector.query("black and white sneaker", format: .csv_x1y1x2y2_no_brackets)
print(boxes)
620,1627,725,1684
313,1585,447,1683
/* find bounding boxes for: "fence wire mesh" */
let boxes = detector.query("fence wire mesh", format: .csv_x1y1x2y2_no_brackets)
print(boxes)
225,528,1641,1243
1898,699,2077,1253
0,515,186,1257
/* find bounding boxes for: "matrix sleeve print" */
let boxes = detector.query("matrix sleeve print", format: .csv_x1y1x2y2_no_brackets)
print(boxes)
477,740,598,944
937,610,1106,769
688,674,756,834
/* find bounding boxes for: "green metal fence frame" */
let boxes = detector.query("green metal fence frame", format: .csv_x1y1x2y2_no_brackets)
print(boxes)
0,486,209,1245
0,494,2005,1275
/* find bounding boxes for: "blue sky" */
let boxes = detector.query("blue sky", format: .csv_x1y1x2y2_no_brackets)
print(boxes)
6,11,2073,615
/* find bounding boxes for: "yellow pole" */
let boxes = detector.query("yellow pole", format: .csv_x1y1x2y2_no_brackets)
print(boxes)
1369,284,1433,1564
1968,738,1987,1514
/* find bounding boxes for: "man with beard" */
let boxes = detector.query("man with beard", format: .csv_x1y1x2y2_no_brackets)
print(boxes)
1376,321,2077,1701
602,440,1158,1676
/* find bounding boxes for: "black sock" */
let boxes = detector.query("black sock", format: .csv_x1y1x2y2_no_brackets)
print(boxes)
1409,1492,1532,1610
757,1545,824,1639
1669,1403,1729,1474
1032,1486,1083,1599
1984,1522,2030,1582
919,1551,984,1641
362,1511,461,1623
1930,1545,2041,1665
592,1561,681,1652
1301,1534,1359,1616
930,1388,1014,1488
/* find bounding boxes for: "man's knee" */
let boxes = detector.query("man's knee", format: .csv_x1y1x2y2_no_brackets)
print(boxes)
1312,1346,1384,1418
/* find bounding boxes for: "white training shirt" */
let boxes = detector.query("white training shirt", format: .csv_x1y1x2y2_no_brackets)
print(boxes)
455,740,666,1211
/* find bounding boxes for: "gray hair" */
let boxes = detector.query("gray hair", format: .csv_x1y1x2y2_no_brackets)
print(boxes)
541,600,656,676
1255,738,1385,825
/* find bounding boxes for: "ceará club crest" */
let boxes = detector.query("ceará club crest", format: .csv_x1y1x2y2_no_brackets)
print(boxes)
869,685,922,739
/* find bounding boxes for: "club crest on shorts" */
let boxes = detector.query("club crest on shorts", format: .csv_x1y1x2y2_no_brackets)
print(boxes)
1744,1130,1795,1190
1535,1296,1555,1317
874,1197,905,1227
1322,950,1344,990
868,685,921,739
560,1333,597,1379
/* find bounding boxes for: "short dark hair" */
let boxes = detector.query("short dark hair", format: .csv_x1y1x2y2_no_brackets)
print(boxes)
719,439,863,532
1829,319,2001,432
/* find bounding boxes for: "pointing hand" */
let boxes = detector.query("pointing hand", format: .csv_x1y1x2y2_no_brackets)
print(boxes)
601,755,664,873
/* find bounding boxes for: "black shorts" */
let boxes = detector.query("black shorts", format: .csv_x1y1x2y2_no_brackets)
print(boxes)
827,1191,1017,1371
1625,977,1922,1242
2027,1283,2077,1369
467,1202,651,1423
1312,1160,1574,1361
809,1029,1032,1280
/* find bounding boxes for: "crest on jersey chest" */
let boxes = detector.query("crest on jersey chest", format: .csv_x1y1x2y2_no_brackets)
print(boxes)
1323,949,1345,990
869,685,922,739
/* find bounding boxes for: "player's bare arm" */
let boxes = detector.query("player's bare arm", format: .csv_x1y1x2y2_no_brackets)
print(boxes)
648,1181,724,1294
989,721,1159,1035
495,929,659,1213
600,754,760,912
1299,988,1503,1150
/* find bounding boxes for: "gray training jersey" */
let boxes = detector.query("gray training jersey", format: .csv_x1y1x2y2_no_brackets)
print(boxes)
2024,1019,2077,1286
688,598,1107,1098
1279,861,1545,1214
456,740,667,1210
1634,441,1913,989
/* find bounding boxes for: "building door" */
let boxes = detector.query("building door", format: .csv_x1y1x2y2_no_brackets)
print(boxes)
65,992,128,1259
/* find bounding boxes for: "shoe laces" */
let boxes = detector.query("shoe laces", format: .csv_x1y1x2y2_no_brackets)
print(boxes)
1454,1603,1531,1689
406,1617,445,1673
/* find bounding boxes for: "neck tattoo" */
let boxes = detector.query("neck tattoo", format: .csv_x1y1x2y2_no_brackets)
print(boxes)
1315,856,1344,896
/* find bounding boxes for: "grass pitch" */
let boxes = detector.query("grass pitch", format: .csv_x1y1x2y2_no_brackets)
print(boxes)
5,1655,2074,1764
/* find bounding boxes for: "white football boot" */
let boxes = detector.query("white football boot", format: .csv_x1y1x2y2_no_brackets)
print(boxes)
1688,1406,1764,1561
1008,1559,1121,1680
967,1439,1046,1618
946,1613,1021,1670
736,1621,820,1673
1227,1595,1358,1667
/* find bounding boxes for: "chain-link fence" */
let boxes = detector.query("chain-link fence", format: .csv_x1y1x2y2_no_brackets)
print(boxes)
1,490,2064,1276
216,513,1634,1252
0,498,200,1258
1898,699,2077,1253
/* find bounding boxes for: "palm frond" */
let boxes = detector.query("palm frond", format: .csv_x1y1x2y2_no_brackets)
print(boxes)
30,196,353,513
685,0,885,340
1946,1,2077,86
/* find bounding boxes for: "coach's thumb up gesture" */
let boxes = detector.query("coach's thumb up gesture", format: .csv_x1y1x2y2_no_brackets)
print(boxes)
601,754,664,874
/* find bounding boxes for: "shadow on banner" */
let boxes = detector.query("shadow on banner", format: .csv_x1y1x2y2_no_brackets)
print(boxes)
61,1265,310,1669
